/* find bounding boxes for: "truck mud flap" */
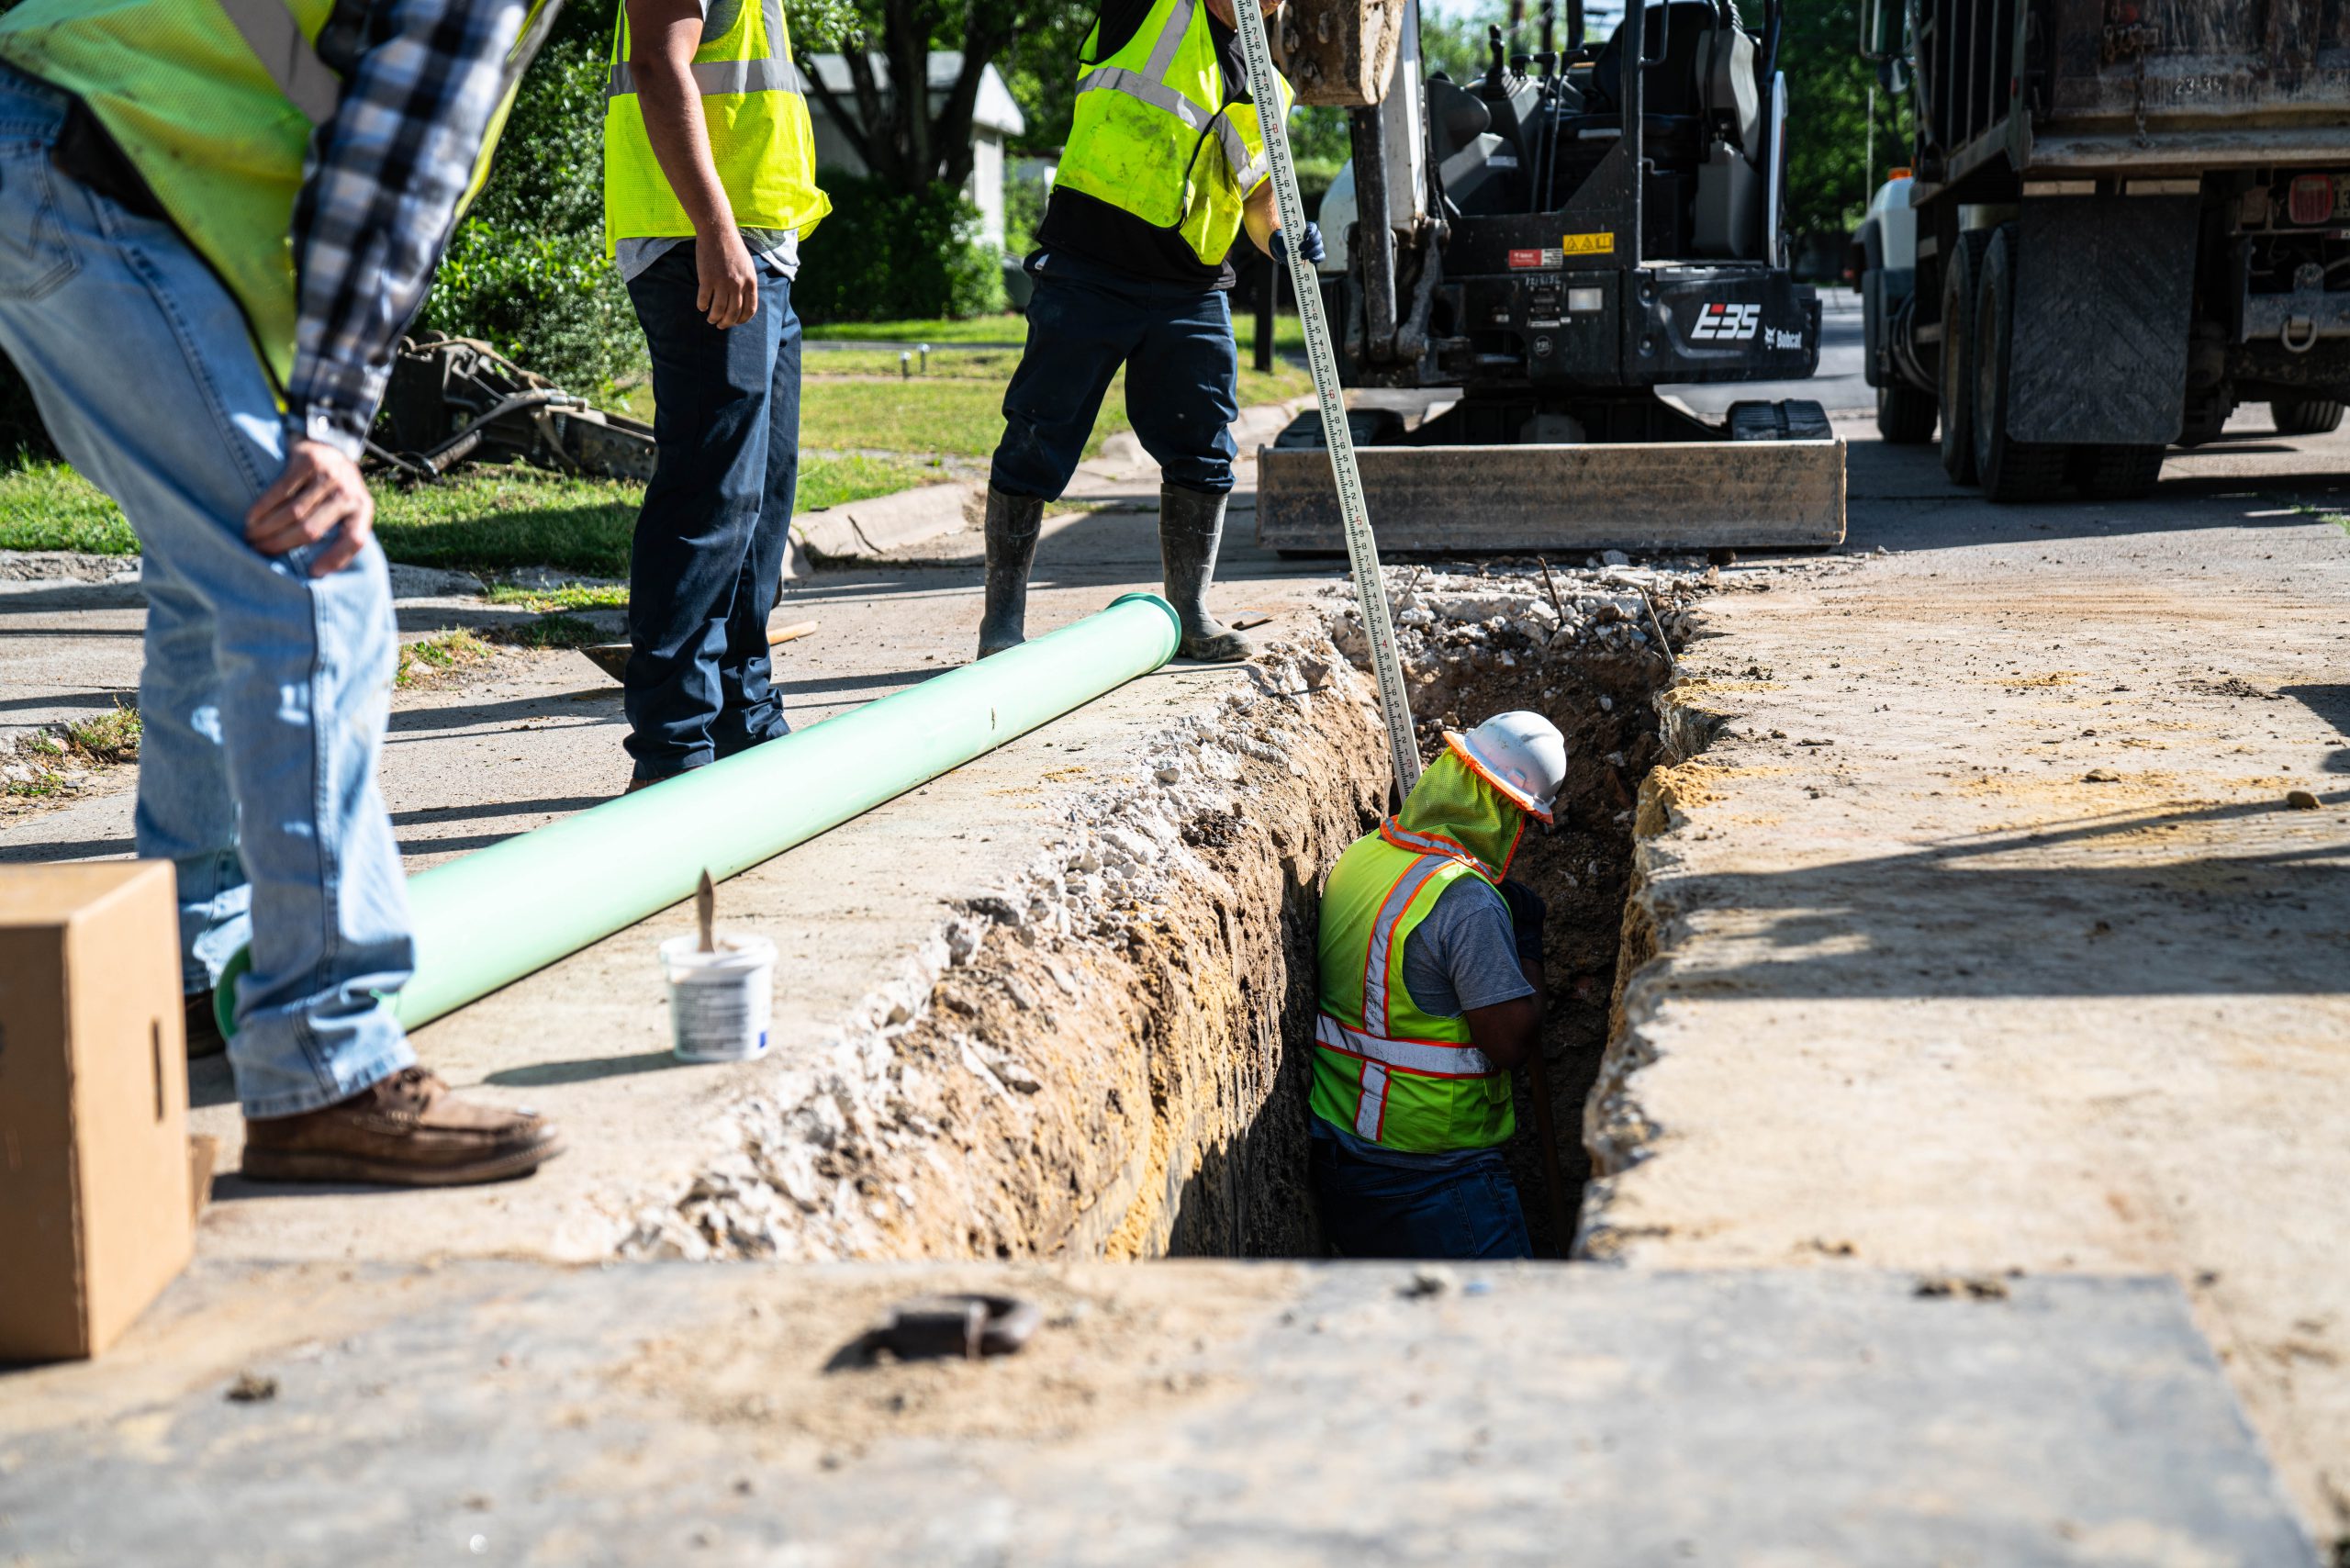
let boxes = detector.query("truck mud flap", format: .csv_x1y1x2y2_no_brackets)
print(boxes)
2009,196,2197,447
1254,438,1846,554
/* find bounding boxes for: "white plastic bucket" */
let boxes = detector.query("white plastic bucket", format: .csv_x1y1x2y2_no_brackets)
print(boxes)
659,934,776,1063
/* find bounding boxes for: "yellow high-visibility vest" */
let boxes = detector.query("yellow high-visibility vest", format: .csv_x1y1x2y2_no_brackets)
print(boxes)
0,0,547,388
1055,0,1292,267
602,0,830,253
1311,750,1524,1154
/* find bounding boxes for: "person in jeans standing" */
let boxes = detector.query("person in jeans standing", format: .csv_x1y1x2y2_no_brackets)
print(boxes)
976,0,1316,664
0,0,564,1182
604,0,828,790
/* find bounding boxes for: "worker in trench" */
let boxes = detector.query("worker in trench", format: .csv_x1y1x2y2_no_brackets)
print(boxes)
1310,713,1569,1259
605,0,828,791
974,0,1317,663
0,0,562,1182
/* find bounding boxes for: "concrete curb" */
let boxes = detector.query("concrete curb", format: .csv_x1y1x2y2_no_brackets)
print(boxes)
791,396,1313,566
793,479,982,564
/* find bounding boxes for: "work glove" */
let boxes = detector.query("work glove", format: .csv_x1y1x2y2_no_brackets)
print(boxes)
1270,221,1326,266
1498,879,1547,969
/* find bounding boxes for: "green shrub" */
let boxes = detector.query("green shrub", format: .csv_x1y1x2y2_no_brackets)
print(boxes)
417,22,643,395
795,174,1005,324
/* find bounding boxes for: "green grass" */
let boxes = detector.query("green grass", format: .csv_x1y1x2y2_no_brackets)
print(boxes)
1,704,140,801
0,343,1307,576
803,315,1029,343
0,454,940,578
395,627,496,688
812,347,1027,380
0,462,139,554
491,612,602,649
800,364,1310,460
65,702,141,764
483,581,631,610
804,310,1313,355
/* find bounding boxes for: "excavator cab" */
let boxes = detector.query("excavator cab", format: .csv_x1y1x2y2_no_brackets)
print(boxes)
1262,0,1841,551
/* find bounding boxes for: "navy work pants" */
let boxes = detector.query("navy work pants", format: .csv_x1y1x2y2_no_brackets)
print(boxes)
622,247,800,781
990,251,1240,500
1311,1130,1535,1260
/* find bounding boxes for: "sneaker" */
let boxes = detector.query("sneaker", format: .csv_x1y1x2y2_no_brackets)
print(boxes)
240,1067,565,1187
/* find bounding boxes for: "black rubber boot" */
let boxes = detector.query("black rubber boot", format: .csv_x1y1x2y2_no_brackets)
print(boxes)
1158,483,1251,662
978,487,1044,659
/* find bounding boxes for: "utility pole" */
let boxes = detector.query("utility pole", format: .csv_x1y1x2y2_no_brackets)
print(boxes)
1865,84,1876,207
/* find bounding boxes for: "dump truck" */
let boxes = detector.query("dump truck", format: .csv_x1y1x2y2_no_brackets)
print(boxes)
1854,0,2350,500
1257,0,1844,554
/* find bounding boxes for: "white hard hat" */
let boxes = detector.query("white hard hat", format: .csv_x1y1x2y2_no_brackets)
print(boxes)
1445,711,1569,822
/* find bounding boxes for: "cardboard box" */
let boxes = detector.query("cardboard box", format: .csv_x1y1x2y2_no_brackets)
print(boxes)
0,862,191,1361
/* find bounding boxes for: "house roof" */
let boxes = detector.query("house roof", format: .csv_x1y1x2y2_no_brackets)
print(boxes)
801,52,1026,137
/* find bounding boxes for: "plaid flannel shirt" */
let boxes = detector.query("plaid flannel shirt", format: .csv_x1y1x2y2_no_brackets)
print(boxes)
286,0,527,458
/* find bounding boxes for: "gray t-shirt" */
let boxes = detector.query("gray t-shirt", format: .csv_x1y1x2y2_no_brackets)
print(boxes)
615,228,800,285
1398,876,1537,1019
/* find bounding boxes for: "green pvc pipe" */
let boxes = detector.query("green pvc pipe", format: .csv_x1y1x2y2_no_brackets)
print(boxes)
219,592,1181,1038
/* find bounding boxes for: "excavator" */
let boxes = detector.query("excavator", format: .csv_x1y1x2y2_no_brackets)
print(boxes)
1259,0,1843,552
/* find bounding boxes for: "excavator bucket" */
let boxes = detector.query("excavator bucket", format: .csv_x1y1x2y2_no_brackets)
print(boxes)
1254,404,1846,554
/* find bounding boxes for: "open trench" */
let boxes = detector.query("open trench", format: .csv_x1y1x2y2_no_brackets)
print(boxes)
625,561,1709,1264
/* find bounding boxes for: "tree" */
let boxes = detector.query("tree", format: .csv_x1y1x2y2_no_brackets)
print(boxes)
791,0,1062,196
1777,0,1912,247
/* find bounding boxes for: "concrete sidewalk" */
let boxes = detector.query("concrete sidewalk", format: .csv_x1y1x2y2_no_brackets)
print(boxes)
1595,412,2350,1538
0,1259,2311,1565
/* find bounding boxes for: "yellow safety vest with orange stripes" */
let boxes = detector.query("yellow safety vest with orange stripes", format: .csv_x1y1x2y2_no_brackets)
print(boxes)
1311,819,1517,1154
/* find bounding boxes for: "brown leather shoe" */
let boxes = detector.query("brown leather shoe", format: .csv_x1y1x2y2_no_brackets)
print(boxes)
241,1067,564,1187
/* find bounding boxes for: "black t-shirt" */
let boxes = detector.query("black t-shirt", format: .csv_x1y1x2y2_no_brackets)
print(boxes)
1036,0,1259,290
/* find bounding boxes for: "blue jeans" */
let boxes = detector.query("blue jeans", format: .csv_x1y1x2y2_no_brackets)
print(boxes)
621,246,800,780
1310,1122,1534,1260
0,66,413,1116
990,251,1240,501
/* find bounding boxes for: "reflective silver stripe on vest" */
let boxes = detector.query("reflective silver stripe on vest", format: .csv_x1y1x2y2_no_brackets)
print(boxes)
1141,0,1195,79
218,0,342,124
1317,1014,1495,1079
1360,853,1449,1031
609,0,802,99
1355,1061,1388,1139
1383,820,1482,868
1073,64,1255,184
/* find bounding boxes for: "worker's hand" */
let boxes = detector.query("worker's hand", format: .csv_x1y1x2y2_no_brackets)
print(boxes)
1497,878,1547,969
698,228,759,330
1269,221,1325,265
245,440,375,577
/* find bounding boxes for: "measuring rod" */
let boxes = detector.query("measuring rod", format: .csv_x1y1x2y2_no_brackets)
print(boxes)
1230,0,1423,797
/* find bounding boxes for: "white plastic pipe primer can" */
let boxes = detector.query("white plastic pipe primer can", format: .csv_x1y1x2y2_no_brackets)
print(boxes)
659,934,776,1063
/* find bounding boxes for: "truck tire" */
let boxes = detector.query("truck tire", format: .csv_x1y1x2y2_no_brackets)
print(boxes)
2271,398,2344,435
1938,230,1994,484
2176,390,2233,448
2067,443,2165,499
1971,225,2072,503
1876,381,1939,443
